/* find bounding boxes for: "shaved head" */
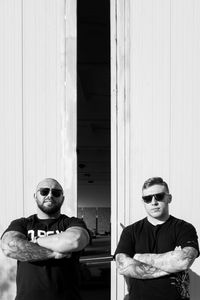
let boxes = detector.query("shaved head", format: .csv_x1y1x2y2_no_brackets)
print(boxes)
36,178,63,193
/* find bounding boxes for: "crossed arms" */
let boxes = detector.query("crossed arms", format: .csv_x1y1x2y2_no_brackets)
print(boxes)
115,246,198,280
1,227,89,262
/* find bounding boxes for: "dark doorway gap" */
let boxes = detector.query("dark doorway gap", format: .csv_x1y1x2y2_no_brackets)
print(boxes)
77,1,111,299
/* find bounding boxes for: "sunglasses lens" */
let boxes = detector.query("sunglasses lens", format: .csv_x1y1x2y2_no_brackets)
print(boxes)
155,193,165,201
39,188,62,197
40,188,50,196
51,189,62,197
142,193,166,203
142,195,153,203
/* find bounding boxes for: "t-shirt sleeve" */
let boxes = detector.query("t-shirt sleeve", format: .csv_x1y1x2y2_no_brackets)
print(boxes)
64,216,91,238
176,221,199,256
114,226,135,258
63,216,92,246
1,218,27,238
67,217,88,230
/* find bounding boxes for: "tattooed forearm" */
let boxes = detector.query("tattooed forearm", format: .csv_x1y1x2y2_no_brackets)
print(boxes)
115,253,169,279
131,261,168,279
134,246,198,273
182,247,198,267
1,231,55,262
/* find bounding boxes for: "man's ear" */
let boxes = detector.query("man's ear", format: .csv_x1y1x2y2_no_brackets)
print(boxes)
168,194,172,203
34,193,36,200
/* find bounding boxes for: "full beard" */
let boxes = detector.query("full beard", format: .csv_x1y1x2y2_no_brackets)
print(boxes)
37,200,63,215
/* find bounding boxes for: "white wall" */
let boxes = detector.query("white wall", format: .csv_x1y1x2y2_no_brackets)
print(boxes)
112,0,200,299
0,0,24,234
0,0,77,231
0,1,76,298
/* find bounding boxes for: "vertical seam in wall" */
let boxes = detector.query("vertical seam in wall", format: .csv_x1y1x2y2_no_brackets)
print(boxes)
115,0,119,298
124,0,126,230
169,0,172,187
21,0,25,216
61,0,66,197
115,0,118,243
75,0,77,211
123,0,127,297
124,0,130,229
64,0,67,191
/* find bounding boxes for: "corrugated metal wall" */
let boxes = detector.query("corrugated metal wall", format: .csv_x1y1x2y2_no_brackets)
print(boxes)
0,0,77,231
112,1,200,299
1,1,200,299
0,1,76,298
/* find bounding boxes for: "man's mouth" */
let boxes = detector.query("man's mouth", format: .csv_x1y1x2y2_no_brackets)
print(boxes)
151,208,160,212
44,200,54,204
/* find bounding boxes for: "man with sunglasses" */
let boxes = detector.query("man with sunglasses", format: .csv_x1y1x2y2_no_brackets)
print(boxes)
115,177,199,300
1,178,90,300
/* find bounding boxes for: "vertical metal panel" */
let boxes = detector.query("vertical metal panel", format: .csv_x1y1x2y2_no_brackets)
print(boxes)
170,3,200,293
63,0,77,216
129,0,171,221
170,0,200,222
22,0,68,215
110,0,118,299
0,1,77,299
112,0,200,299
111,0,130,298
0,0,77,224
0,0,24,230
0,2,24,299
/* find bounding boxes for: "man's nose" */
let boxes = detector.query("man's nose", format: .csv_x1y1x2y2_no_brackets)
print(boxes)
151,196,158,205
47,190,53,198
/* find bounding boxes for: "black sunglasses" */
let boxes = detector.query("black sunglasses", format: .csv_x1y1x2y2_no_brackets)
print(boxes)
38,188,63,198
142,192,167,204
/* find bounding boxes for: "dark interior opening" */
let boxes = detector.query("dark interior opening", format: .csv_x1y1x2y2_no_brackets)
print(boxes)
77,1,111,299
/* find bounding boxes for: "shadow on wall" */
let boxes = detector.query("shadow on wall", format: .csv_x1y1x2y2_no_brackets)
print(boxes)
189,269,200,300
0,250,16,300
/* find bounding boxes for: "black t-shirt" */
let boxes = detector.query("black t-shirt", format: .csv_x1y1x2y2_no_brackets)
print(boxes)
4,214,88,300
115,215,199,300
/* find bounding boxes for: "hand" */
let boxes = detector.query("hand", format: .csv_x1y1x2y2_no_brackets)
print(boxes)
133,253,139,261
116,254,135,269
53,252,72,259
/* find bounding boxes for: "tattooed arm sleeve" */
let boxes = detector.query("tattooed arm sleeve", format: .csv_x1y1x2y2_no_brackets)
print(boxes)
134,247,198,273
0,231,64,262
115,253,169,279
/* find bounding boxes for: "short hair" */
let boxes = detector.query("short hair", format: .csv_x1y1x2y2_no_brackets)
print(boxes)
142,177,169,193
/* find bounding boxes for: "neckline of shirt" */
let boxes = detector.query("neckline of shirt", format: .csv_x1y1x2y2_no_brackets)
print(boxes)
146,215,172,227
